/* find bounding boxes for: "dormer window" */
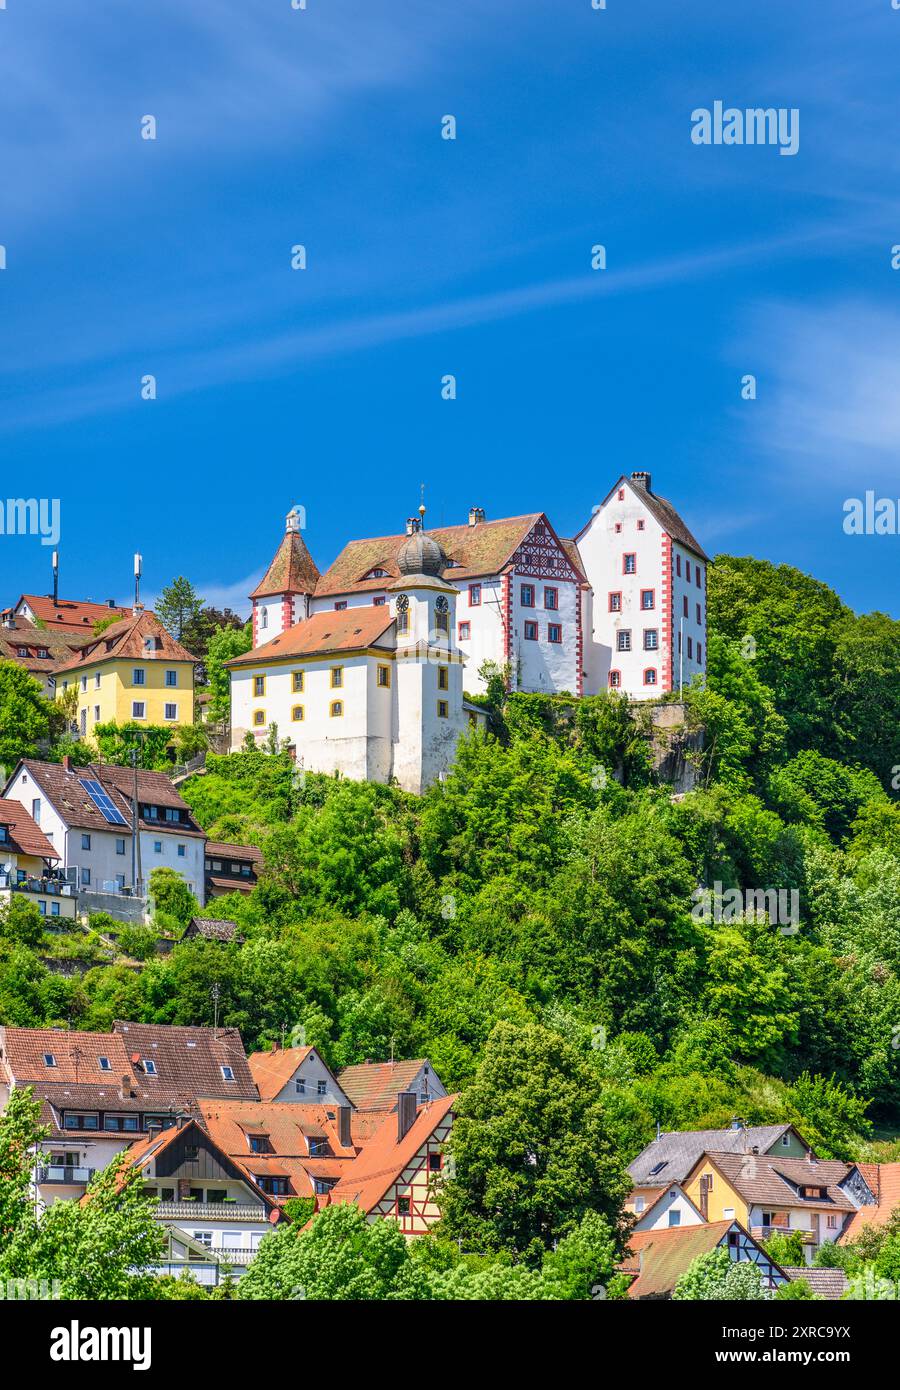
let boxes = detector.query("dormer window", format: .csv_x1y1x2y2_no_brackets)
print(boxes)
143,1059,157,1075
365,568,390,579
248,1134,271,1154
44,1053,56,1067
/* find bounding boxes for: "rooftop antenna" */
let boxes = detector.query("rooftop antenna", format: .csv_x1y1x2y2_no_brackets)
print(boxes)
70,1043,83,1083
211,982,221,1038
133,552,143,614
51,549,59,606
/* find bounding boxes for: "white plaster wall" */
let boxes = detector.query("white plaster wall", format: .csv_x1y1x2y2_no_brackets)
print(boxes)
450,575,505,695
508,571,580,694
669,543,707,695
634,1187,704,1231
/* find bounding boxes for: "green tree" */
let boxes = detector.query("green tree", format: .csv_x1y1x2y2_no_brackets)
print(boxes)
440,1020,630,1263
157,577,204,643
0,660,52,773
204,623,252,723
672,1246,768,1300
148,867,199,929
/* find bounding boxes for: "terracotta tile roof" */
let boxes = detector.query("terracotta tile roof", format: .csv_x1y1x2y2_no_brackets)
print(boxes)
53,610,197,674
247,1046,315,1101
126,1117,282,1217
9,759,203,836
840,1163,900,1242
184,918,240,942
0,1025,134,1085
621,1220,751,1298
0,797,59,859
781,1267,849,1300
112,1021,259,1102
15,594,130,635
0,618,80,674
196,1098,358,1203
328,1094,456,1215
225,607,395,666
580,476,708,560
700,1151,858,1211
250,531,320,599
315,514,553,596
205,841,263,864
206,875,256,895
337,1059,435,1112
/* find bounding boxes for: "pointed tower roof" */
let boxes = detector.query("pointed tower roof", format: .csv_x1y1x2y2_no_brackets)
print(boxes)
250,508,320,600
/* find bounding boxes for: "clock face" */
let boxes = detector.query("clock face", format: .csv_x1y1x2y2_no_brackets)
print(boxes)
435,596,449,614
395,594,409,612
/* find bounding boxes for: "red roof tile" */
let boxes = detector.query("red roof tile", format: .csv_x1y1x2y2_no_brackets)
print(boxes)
0,797,59,859
53,610,197,674
250,530,320,599
225,607,394,666
15,594,130,634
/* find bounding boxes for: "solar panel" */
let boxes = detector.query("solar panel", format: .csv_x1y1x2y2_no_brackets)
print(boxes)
78,778,129,827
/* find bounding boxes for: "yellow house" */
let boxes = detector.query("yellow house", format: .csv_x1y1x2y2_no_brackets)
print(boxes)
53,610,197,744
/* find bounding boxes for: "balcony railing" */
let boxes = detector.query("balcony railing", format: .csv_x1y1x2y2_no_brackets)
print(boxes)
154,1200,266,1222
752,1225,816,1244
36,1165,94,1185
0,873,75,896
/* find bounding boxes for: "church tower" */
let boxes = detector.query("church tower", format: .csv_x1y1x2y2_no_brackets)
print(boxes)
250,506,320,647
388,510,467,793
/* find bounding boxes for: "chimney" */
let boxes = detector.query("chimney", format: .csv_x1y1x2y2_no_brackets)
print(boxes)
338,1105,352,1149
468,507,485,527
405,517,421,536
146,1117,163,1136
397,1090,417,1142
118,1074,134,1101
62,755,72,773
106,598,116,608
631,470,652,493
1,611,14,630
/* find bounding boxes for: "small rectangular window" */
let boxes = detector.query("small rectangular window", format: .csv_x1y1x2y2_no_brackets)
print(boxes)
643,629,658,651
177,844,185,857
334,600,347,611
253,710,265,727
292,705,304,721
523,621,538,641
165,669,178,687
44,1053,56,1067
143,1059,157,1075
221,1065,235,1081
377,665,390,688
676,554,682,577
640,589,655,610
81,833,91,851
437,700,449,719
520,584,535,607
164,703,177,721
292,672,304,693
544,586,558,611
154,841,162,853
397,609,409,634
623,553,636,574
331,667,343,688
330,700,343,718
132,701,146,719
608,670,622,689
437,666,448,690
548,624,562,643
608,592,622,612
644,668,657,686
616,631,632,652
253,675,266,697
458,621,471,640
80,867,91,886
468,584,481,606
132,668,146,686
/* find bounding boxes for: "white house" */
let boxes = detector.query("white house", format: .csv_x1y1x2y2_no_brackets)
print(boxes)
576,471,709,698
229,518,479,794
2,757,207,909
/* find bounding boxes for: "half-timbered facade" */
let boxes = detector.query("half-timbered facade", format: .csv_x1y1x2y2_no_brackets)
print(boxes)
620,1219,788,1299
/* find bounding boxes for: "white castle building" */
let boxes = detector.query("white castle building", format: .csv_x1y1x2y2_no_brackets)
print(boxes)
227,475,707,792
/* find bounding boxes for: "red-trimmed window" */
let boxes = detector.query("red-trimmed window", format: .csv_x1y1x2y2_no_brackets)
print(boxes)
623,553,636,575
609,669,622,688
373,595,386,606
687,636,693,659
608,591,622,612
458,621,471,640
697,643,703,663
520,584,535,607
544,586,558,611
640,588,655,610
637,518,645,531
676,554,682,577
548,623,562,644
686,560,692,583
644,668,657,686
696,566,702,589
683,595,689,618
469,584,481,606
616,630,632,652
696,603,702,624
617,488,625,501
334,600,347,611
614,521,622,534
524,620,538,641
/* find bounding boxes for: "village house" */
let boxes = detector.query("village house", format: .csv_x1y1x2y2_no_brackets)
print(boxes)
182,917,242,944
0,612,80,696
2,757,206,910
204,840,262,898
839,1162,900,1244
0,1021,258,1212
619,1219,788,1299
12,592,129,637
0,796,77,922
51,609,196,747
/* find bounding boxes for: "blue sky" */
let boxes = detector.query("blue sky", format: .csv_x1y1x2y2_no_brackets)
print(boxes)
2,0,900,617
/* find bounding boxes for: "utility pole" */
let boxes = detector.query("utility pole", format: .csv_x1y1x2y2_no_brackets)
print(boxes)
211,982,221,1038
